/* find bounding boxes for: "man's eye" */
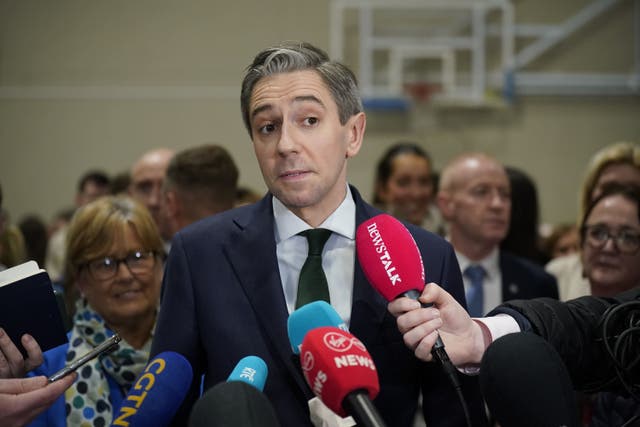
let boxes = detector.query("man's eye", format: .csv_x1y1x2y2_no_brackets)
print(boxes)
470,187,489,197
259,123,276,134
134,182,153,195
303,117,318,126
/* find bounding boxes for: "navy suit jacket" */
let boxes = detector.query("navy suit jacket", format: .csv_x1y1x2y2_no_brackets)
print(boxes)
151,186,487,426
499,251,559,302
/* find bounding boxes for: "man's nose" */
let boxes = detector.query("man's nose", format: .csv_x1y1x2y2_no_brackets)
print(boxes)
276,122,299,155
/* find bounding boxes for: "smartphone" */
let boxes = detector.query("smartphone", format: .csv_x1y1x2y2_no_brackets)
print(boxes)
48,334,122,382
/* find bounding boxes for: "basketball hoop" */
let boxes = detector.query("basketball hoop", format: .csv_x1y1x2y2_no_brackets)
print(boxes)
403,81,441,103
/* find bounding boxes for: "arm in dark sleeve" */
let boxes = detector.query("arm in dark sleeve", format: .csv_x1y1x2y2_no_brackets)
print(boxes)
488,288,640,391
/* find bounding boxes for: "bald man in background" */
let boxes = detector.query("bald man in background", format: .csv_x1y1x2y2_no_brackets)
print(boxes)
128,148,175,241
437,153,558,316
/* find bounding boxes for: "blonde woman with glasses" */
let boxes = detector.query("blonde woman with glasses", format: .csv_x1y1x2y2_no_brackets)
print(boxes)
27,196,164,427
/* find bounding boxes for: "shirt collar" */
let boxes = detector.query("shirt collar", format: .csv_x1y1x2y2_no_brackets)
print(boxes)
456,247,500,278
272,185,356,243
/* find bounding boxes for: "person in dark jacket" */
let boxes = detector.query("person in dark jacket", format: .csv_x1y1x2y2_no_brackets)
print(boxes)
388,283,639,422
390,184,640,426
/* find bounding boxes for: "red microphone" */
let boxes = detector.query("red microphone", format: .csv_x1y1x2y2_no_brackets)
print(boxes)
355,213,426,301
355,214,467,412
300,326,387,427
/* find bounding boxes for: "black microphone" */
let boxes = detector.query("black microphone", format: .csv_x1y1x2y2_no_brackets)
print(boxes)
189,355,280,427
188,377,280,427
480,332,580,427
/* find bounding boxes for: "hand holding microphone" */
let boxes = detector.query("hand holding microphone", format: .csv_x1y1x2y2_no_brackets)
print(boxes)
355,214,455,367
355,214,471,426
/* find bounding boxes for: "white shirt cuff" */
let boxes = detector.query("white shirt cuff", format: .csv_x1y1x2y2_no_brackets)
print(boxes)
457,314,521,375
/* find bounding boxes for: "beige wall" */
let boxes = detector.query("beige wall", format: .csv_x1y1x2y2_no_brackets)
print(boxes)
1,0,638,228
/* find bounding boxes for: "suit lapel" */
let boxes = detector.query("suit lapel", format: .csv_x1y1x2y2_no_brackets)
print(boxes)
223,196,311,396
349,187,389,341
500,251,522,299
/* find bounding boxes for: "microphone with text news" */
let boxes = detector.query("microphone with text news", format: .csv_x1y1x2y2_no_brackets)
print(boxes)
300,326,387,427
189,355,280,427
355,213,470,425
111,351,193,427
480,333,580,427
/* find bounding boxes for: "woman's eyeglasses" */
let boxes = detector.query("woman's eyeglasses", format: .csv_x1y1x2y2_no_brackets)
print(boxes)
581,225,640,254
83,250,157,280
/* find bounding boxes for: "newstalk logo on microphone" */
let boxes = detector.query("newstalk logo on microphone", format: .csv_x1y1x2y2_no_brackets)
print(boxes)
366,222,401,286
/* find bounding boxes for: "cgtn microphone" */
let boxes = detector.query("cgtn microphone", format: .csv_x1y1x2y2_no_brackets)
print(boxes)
111,351,193,427
189,355,280,427
480,333,580,427
300,326,387,427
287,300,348,354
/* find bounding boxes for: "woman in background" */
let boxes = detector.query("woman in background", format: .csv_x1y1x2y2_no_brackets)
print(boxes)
546,141,640,300
500,166,548,266
28,196,164,427
373,142,445,235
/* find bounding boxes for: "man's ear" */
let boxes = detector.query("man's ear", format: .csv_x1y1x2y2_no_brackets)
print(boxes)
164,191,179,218
375,180,388,204
345,112,366,158
437,191,455,220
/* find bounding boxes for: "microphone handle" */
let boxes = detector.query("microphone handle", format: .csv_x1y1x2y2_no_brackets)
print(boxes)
342,391,388,427
402,290,472,427
403,289,445,349
402,290,461,389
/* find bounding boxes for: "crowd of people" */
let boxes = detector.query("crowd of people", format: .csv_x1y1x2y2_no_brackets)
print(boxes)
0,41,638,427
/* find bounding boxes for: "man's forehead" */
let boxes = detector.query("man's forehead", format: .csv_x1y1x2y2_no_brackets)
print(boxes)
455,160,507,185
249,71,330,110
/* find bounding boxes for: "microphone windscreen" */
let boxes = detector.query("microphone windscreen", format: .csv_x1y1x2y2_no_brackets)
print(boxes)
188,380,281,427
287,301,348,354
480,333,579,427
111,351,193,427
227,355,268,391
300,326,379,416
355,214,425,301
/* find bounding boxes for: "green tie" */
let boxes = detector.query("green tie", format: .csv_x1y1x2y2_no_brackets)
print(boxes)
295,228,332,308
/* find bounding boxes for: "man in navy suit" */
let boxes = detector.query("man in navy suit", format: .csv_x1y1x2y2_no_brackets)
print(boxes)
436,153,558,317
150,42,486,426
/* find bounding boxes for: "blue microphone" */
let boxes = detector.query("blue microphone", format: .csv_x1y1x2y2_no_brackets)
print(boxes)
227,355,268,391
111,351,193,427
189,355,280,427
287,301,347,354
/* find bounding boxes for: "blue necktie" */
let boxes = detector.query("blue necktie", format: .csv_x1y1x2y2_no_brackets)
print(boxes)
464,265,485,317
296,228,332,308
